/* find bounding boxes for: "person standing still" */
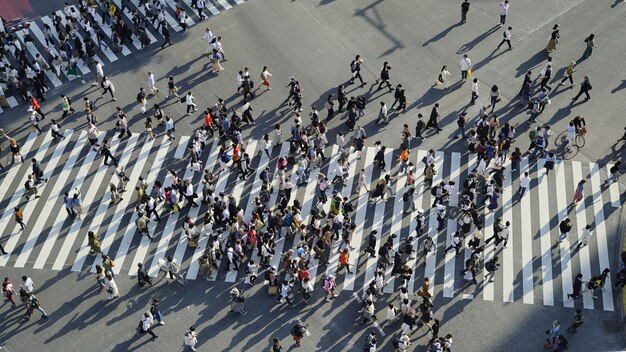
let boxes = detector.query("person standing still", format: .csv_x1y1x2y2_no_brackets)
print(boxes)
461,0,470,23
498,1,509,26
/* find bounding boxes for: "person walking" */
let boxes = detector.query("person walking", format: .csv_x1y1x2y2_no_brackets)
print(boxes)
14,207,26,230
544,320,560,348
137,263,153,287
377,101,388,124
100,139,118,166
165,116,176,141
60,94,76,118
261,66,272,90
546,24,560,52
470,78,479,105
498,1,509,26
185,92,197,115
571,179,586,204
349,55,366,85
31,158,47,184
335,248,354,274
3,278,17,305
436,65,452,90
377,62,393,92
184,326,198,351
160,22,172,49
104,273,119,300
556,218,572,244
146,71,159,95
459,54,471,82
117,112,131,139
518,171,530,197
497,26,513,50
50,119,65,141
582,34,596,59
572,75,592,102
88,231,102,255
461,0,470,23
23,293,48,320
290,321,307,347
139,311,158,339
136,87,147,114
567,273,584,300
30,97,45,119
101,76,116,101
557,61,576,87
427,103,442,132
485,255,500,282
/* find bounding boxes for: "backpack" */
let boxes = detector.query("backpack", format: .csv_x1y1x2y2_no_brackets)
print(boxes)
221,153,231,163
529,130,536,141
430,186,438,196
259,170,268,181
392,338,400,349
24,181,31,190
557,335,569,349
422,155,428,165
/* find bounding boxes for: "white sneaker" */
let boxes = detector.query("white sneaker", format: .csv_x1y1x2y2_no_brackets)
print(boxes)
159,321,165,325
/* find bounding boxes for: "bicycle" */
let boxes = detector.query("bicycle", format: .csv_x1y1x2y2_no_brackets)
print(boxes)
561,127,587,150
158,258,186,286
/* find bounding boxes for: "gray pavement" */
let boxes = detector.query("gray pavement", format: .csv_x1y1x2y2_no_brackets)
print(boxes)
0,0,625,351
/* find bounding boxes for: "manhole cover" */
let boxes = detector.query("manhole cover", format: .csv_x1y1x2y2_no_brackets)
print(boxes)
602,319,621,334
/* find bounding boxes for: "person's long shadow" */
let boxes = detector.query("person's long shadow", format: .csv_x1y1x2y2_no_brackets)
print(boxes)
515,50,549,78
423,22,463,47
456,25,500,55
611,80,626,94
611,0,624,8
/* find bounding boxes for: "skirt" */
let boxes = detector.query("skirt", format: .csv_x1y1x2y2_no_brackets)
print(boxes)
546,39,558,51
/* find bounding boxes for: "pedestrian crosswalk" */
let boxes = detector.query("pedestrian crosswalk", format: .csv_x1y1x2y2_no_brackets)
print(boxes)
0,0,246,113
0,129,622,312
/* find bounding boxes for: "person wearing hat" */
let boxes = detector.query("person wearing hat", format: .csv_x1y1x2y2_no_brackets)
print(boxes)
229,288,245,314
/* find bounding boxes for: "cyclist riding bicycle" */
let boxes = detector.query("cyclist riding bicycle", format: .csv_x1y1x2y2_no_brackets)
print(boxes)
565,122,577,150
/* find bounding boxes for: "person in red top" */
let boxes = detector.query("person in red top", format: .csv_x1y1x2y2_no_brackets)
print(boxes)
232,144,241,171
30,97,45,120
335,248,353,274
204,110,214,137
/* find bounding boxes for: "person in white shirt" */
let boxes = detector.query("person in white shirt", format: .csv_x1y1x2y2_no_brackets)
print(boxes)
21,276,34,293
185,91,197,115
140,311,158,338
459,54,471,81
377,101,388,124
495,221,511,248
146,71,159,95
497,26,513,50
518,171,530,197
202,28,214,54
577,224,593,249
184,326,198,351
336,132,346,151
499,0,509,26
196,0,207,20
93,61,104,86
470,78,479,105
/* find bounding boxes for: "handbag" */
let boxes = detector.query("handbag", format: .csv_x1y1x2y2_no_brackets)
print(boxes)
268,285,278,295
467,68,472,78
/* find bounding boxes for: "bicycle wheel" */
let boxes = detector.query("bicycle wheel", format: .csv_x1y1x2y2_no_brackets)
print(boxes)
176,272,186,286
575,133,585,148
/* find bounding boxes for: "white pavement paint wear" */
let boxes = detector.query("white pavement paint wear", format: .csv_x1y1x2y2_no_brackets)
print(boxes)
536,160,554,306
0,132,37,218
555,163,574,308
0,131,72,267
406,150,427,294
339,148,362,291
52,138,122,270
501,165,514,303
115,137,172,274
34,133,104,269
68,135,140,271
174,136,190,159
14,29,63,87
0,133,54,265
442,153,460,298
224,140,258,282
571,161,594,310
606,164,621,208
186,139,221,279
129,137,182,274
15,131,85,268
589,163,614,311
88,135,151,272
519,159,534,304
362,147,382,293
424,151,444,297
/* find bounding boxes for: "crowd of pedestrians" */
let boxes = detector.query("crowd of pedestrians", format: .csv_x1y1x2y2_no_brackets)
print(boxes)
0,0,624,351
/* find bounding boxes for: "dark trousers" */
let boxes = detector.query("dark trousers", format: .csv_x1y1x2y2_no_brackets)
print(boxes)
142,327,157,338
147,208,160,221
560,74,573,85
573,89,590,100
51,130,64,140
104,152,118,166
378,79,392,90
500,15,506,25
118,129,131,138
497,38,511,49
102,88,115,99
461,11,467,22
160,36,172,49
17,220,26,230
351,72,364,84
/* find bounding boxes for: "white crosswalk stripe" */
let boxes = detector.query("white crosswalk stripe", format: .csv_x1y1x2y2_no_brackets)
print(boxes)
0,0,247,113
0,131,621,311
